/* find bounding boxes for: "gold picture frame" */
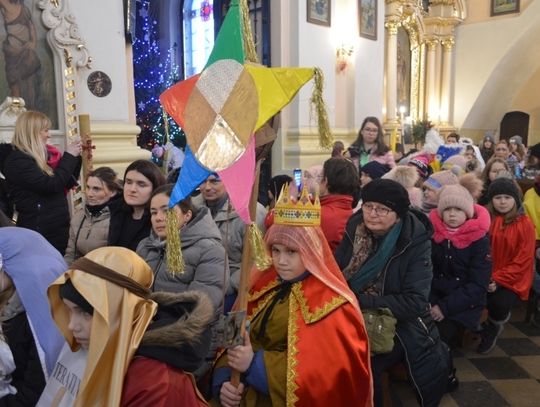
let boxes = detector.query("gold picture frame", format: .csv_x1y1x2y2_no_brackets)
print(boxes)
307,0,331,27
491,0,520,16
359,0,377,40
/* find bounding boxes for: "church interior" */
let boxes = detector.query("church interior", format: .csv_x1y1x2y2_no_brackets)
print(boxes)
0,0,540,405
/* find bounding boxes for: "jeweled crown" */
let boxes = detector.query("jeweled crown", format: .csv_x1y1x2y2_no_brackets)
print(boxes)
274,183,321,226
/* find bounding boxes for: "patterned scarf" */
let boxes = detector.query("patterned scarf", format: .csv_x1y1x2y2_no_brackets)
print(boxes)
344,222,402,294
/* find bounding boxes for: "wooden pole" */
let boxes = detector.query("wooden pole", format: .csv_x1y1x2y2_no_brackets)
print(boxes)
230,159,263,387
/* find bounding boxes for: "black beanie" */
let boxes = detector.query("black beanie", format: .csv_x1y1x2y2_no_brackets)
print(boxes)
487,177,522,205
59,279,94,315
362,179,411,218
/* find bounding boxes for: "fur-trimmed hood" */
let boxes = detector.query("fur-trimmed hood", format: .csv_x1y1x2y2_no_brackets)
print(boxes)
383,165,419,188
136,290,214,372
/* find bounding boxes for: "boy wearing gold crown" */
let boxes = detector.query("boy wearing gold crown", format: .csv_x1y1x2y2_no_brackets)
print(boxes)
211,185,373,406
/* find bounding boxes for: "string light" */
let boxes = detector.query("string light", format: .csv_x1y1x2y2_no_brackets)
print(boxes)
133,0,185,164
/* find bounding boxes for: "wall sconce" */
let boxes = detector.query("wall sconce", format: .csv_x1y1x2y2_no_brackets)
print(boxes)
336,43,354,73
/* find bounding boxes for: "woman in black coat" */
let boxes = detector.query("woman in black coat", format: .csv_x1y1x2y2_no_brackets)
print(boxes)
1,111,81,254
335,179,451,407
108,160,166,251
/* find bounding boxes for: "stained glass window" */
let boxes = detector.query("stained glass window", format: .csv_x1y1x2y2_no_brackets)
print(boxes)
183,0,215,78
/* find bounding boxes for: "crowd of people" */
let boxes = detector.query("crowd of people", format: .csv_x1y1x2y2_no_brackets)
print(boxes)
0,110,538,406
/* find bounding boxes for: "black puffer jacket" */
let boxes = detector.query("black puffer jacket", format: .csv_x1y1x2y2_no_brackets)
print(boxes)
1,147,81,254
0,312,46,407
335,208,450,407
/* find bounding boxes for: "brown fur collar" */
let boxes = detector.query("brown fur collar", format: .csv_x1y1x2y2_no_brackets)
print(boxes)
141,290,214,348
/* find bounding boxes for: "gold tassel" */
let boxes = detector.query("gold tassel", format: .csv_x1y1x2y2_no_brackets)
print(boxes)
166,209,184,275
309,68,333,150
239,0,259,63
248,223,272,270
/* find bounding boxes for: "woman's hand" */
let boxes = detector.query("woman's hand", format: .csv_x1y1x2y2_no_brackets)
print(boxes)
227,331,254,373
66,138,82,157
487,281,497,293
220,381,245,407
430,304,445,322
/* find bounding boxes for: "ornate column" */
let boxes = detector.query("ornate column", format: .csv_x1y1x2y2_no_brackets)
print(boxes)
385,19,400,125
439,37,455,125
425,37,440,122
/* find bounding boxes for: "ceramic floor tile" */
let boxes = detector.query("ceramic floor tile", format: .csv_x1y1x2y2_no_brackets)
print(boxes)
490,379,540,407
450,381,509,407
512,356,540,380
500,323,528,338
511,321,540,337
454,357,486,382
469,357,530,380
439,393,459,407
496,337,540,356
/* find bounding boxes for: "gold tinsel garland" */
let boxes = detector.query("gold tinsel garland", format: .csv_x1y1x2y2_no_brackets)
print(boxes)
166,209,184,275
239,0,259,63
310,68,334,150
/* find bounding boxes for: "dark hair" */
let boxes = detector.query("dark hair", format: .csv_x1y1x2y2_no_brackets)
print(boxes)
447,132,460,142
323,157,359,196
87,166,123,194
331,141,345,157
352,116,389,156
481,157,510,186
124,160,166,190
267,175,292,199
151,183,197,217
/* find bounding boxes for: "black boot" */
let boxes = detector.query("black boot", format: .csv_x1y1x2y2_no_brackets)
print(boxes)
446,368,459,393
477,317,505,354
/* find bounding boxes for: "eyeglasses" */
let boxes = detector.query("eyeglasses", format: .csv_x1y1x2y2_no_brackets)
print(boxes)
362,202,392,217
362,127,378,133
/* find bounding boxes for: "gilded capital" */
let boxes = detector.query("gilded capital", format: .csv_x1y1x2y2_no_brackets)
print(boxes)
441,37,455,51
425,37,440,51
385,20,400,35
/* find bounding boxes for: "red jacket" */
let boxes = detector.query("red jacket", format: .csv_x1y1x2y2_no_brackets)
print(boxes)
490,214,536,300
121,357,207,407
320,194,353,252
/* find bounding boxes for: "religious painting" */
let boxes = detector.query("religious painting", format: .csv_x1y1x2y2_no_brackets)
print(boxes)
358,0,376,40
307,0,331,27
491,0,520,16
396,27,411,119
0,0,58,127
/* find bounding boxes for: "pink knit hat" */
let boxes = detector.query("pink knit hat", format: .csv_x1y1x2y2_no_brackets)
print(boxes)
423,169,459,191
437,184,474,218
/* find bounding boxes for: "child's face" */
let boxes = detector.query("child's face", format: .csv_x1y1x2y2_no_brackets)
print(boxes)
492,194,516,214
360,172,372,187
63,299,93,350
423,186,438,205
271,244,305,281
442,207,467,228
489,162,507,181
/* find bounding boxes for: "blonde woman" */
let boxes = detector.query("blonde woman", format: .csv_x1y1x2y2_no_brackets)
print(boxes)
1,111,81,254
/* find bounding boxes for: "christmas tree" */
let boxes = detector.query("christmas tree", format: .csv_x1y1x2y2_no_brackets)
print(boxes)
133,0,185,164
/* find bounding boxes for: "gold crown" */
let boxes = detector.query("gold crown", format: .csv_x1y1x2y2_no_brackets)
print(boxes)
274,183,321,226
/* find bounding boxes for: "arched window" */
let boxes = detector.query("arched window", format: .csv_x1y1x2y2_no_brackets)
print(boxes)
183,0,215,77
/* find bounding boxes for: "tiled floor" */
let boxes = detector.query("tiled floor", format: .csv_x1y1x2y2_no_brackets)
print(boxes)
387,301,540,406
